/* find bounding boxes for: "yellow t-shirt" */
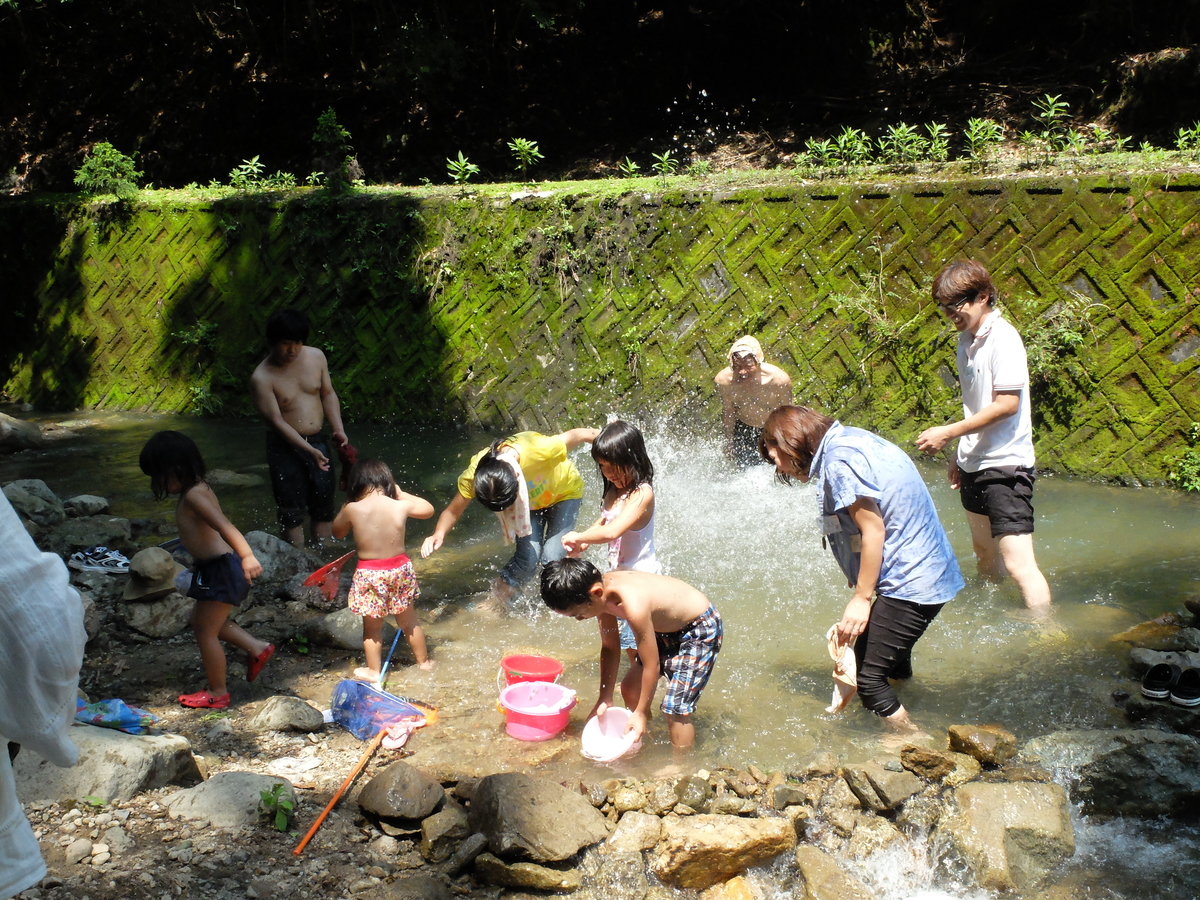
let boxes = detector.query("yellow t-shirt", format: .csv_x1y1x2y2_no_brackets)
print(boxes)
457,432,585,510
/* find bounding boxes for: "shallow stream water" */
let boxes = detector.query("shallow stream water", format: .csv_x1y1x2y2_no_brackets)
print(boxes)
5,410,1200,898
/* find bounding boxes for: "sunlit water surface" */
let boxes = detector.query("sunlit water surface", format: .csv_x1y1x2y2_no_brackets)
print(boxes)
5,411,1199,899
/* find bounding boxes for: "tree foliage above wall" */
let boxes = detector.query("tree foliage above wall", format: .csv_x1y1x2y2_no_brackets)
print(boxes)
2,0,1200,191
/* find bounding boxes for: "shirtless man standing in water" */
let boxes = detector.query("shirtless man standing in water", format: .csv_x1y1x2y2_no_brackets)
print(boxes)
250,308,348,548
713,336,793,467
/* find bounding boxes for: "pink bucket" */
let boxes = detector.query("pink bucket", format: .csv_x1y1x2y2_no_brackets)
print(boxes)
499,681,577,741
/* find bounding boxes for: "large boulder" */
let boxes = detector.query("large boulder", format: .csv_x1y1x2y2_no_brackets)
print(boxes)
1018,730,1131,774
1120,694,1200,738
1129,647,1200,674
604,810,663,853
13,726,200,803
947,724,1018,766
63,494,110,517
164,771,295,830
358,760,446,822
3,481,66,528
467,772,609,863
648,814,797,890
245,531,321,583
935,781,1075,892
118,592,193,638
247,696,325,733
793,845,873,900
1073,729,1200,818
840,761,922,811
43,515,133,555
0,413,43,452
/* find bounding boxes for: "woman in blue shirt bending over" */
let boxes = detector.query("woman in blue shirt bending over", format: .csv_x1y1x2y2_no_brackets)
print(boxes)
760,406,963,733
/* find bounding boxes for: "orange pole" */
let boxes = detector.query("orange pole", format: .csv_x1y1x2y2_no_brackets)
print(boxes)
293,728,385,856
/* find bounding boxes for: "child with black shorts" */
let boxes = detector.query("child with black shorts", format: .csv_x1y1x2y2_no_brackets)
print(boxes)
140,431,274,709
540,558,722,749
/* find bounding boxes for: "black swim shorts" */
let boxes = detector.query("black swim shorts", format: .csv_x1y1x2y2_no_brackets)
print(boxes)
266,429,336,530
732,419,767,468
958,465,1036,537
188,552,250,607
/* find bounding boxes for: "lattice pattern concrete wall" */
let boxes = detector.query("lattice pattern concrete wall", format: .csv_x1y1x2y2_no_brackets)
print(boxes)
3,173,1199,482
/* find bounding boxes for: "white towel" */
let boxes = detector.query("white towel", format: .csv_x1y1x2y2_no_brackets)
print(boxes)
494,447,532,544
825,623,858,713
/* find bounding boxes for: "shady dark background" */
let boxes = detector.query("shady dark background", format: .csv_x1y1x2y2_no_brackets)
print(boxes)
2,0,1200,191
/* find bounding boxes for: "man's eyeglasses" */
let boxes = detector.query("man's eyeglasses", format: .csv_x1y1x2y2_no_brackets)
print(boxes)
937,293,979,314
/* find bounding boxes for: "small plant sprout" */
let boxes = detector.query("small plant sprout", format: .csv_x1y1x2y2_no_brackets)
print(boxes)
1032,93,1071,159
804,138,836,170
1174,122,1200,160
74,142,142,198
259,782,295,832
879,122,926,166
651,150,679,185
616,156,641,178
446,151,480,185
925,123,950,163
229,156,266,190
686,159,713,177
833,126,873,170
965,118,1004,171
507,137,544,178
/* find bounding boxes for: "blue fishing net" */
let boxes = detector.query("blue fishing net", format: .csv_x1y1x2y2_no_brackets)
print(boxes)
330,680,427,741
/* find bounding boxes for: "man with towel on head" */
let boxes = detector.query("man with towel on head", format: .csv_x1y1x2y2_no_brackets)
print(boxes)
714,336,793,467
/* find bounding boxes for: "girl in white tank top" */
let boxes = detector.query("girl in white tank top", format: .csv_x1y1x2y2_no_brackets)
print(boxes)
561,422,660,655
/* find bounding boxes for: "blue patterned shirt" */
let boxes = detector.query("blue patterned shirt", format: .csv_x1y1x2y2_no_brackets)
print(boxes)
809,422,963,605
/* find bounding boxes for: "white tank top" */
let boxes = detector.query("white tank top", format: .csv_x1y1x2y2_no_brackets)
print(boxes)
601,484,662,574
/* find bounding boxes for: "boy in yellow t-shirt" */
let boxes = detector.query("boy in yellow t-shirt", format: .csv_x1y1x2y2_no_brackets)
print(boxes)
421,429,599,610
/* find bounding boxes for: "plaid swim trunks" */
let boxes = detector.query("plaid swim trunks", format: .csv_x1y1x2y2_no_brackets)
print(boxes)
654,605,723,716
347,553,419,619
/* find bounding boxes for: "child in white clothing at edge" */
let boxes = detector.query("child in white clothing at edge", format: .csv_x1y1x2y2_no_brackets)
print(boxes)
562,420,661,701
332,459,436,679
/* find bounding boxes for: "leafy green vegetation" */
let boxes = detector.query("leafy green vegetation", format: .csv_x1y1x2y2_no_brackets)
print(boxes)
446,151,480,185
259,782,295,832
507,137,543,179
1166,423,1200,492
74,142,142,198
651,150,679,185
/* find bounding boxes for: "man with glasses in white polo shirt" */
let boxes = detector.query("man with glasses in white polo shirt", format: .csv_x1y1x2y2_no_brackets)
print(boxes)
915,260,1051,613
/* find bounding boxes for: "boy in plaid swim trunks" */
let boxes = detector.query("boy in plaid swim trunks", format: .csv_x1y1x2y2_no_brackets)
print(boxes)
332,459,435,679
541,558,722,749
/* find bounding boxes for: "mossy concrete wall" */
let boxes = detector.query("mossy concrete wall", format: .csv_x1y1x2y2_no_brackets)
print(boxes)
3,174,1200,483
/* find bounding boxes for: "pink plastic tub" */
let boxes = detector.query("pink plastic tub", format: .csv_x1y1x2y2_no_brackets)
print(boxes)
499,681,577,741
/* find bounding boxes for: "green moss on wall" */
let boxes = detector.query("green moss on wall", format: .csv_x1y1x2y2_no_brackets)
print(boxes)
3,173,1200,484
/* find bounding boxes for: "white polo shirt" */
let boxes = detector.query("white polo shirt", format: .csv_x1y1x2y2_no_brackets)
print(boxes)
955,310,1035,472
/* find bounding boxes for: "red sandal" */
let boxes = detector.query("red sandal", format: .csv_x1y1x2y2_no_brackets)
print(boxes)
179,690,230,709
247,644,275,682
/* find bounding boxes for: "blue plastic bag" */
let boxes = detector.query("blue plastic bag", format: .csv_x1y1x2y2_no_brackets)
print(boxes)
75,698,160,735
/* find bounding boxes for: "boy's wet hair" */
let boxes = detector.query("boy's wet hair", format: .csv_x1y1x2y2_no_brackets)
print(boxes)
266,308,310,345
758,405,835,484
347,458,399,502
931,260,998,308
592,420,654,496
139,430,207,500
473,438,520,511
541,558,603,611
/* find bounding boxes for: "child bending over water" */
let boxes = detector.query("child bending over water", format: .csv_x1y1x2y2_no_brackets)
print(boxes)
333,459,435,679
139,431,274,709
562,420,660,678
541,558,722,749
